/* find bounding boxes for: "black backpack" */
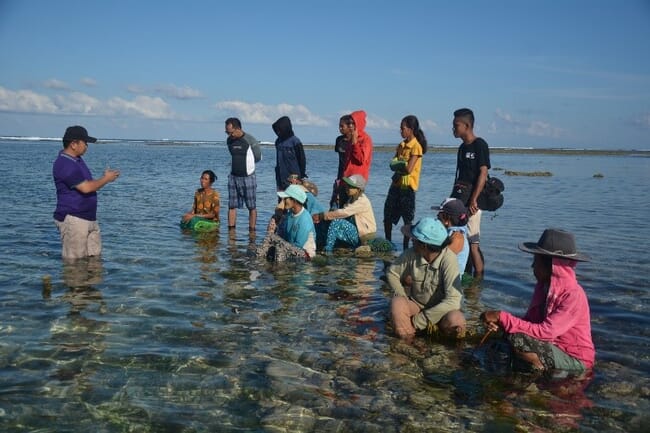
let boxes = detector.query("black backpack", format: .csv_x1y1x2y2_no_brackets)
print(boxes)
477,176,505,211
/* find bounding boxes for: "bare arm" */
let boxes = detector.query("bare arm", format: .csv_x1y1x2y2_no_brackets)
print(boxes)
75,168,120,194
404,154,420,174
386,258,409,298
448,231,465,255
468,165,488,214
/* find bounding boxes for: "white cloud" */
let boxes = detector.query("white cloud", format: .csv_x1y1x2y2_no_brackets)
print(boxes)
365,115,439,132
106,95,174,119
80,77,97,87
54,92,101,114
215,100,329,127
43,79,70,90
526,120,561,137
494,108,563,138
156,84,203,100
365,114,393,130
0,86,174,119
0,86,58,113
126,83,204,100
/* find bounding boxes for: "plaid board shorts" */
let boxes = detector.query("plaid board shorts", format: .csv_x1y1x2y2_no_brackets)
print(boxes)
228,173,256,210
383,185,415,225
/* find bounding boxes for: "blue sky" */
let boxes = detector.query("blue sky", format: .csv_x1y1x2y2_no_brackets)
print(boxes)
1,0,649,149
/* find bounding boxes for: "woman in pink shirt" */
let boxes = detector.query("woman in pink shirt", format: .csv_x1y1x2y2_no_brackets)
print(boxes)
481,228,595,372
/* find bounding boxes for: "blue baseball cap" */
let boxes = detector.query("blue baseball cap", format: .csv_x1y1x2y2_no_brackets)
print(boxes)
401,217,448,246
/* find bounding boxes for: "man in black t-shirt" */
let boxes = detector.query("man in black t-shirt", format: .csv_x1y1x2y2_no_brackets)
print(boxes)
452,108,491,278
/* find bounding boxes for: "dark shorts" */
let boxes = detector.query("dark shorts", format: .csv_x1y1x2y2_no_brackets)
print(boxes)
228,173,256,210
383,185,415,225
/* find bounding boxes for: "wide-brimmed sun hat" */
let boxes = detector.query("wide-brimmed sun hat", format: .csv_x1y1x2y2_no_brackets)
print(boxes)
401,217,448,247
277,184,307,204
518,228,590,262
342,174,366,190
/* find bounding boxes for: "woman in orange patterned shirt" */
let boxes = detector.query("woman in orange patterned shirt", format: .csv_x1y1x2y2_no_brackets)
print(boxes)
182,170,220,223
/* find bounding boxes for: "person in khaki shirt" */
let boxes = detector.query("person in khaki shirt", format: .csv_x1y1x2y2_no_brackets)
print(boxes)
388,217,465,339
315,174,377,252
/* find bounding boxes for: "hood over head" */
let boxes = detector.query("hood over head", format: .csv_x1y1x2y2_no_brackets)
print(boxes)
350,110,367,133
272,116,294,141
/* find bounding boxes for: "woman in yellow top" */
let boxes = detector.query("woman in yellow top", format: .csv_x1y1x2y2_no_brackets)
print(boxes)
182,170,220,223
383,115,427,250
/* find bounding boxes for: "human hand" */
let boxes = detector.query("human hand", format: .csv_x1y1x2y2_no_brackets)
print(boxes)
453,324,467,339
267,217,277,234
468,200,479,215
104,167,120,182
480,310,500,332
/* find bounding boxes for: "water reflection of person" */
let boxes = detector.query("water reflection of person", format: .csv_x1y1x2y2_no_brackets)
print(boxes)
537,371,594,430
60,256,105,314
343,258,381,340
320,253,380,343
226,228,258,283
483,369,594,432
48,256,108,386
481,229,595,373
194,231,220,281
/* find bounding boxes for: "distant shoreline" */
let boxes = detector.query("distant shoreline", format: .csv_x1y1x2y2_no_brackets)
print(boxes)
303,144,650,157
1,137,647,156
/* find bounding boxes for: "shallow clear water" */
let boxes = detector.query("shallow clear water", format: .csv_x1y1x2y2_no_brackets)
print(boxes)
0,140,648,432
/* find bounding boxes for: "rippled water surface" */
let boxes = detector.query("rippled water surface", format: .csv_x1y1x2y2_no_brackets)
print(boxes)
0,140,648,432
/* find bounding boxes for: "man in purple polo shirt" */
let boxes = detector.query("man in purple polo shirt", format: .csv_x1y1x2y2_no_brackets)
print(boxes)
53,126,120,260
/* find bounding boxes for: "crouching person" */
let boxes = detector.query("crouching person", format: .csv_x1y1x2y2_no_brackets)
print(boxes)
317,174,376,252
480,228,595,373
256,185,316,261
388,217,466,340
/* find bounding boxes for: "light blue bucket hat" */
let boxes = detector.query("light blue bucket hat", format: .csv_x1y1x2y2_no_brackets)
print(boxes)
401,217,448,246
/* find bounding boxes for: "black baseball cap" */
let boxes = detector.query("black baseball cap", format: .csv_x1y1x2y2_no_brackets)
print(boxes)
63,126,97,143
